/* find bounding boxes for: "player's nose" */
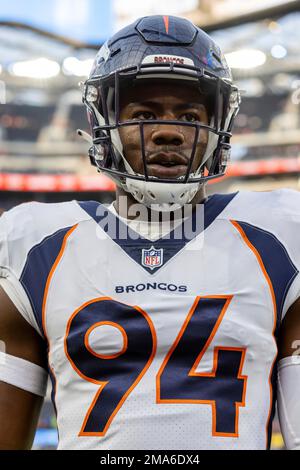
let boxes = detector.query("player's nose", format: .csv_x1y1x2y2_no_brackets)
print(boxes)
151,124,185,146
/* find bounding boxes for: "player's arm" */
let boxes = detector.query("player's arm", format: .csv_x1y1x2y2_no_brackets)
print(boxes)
278,297,300,359
0,286,48,450
277,296,300,450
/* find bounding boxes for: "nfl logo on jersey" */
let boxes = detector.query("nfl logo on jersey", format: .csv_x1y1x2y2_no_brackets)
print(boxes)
142,246,164,270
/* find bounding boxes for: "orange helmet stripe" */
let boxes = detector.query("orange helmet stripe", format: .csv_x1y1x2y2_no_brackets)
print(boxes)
163,15,169,34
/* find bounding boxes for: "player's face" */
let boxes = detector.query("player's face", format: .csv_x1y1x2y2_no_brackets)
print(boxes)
119,80,209,179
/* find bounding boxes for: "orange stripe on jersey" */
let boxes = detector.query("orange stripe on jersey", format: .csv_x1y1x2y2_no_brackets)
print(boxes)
230,220,277,448
41,223,78,418
42,223,78,340
163,15,169,34
84,321,128,360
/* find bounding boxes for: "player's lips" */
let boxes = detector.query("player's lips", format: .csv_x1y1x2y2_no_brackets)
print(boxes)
146,152,188,178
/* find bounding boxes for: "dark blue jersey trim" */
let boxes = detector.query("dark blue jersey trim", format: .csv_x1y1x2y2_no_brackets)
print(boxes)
77,193,238,274
235,221,298,331
19,226,73,335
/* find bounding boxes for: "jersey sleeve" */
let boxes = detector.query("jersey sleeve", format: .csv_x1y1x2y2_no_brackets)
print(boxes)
273,189,300,318
0,203,42,333
0,200,86,336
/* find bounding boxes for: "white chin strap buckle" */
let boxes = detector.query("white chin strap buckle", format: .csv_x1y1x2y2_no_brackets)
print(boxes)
125,178,200,211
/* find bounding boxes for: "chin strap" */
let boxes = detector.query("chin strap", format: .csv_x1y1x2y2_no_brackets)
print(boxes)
125,178,200,211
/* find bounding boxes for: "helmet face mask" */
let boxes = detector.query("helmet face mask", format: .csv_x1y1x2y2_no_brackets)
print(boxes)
81,15,240,209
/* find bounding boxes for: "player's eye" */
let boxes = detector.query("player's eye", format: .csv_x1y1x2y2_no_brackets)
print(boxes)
132,111,156,120
180,112,200,123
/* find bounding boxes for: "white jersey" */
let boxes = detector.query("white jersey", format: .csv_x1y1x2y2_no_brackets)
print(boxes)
0,189,300,450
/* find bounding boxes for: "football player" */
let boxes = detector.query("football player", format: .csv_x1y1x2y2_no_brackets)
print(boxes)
0,15,299,450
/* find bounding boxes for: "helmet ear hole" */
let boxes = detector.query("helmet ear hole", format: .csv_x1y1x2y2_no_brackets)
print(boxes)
132,187,144,203
148,191,156,200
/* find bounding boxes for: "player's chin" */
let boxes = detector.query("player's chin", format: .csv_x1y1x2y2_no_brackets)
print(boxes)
146,164,188,179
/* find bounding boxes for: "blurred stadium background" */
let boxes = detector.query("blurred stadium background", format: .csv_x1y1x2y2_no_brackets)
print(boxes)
0,0,299,450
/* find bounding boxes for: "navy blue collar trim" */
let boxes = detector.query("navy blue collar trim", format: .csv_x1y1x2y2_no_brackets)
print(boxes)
78,192,238,274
